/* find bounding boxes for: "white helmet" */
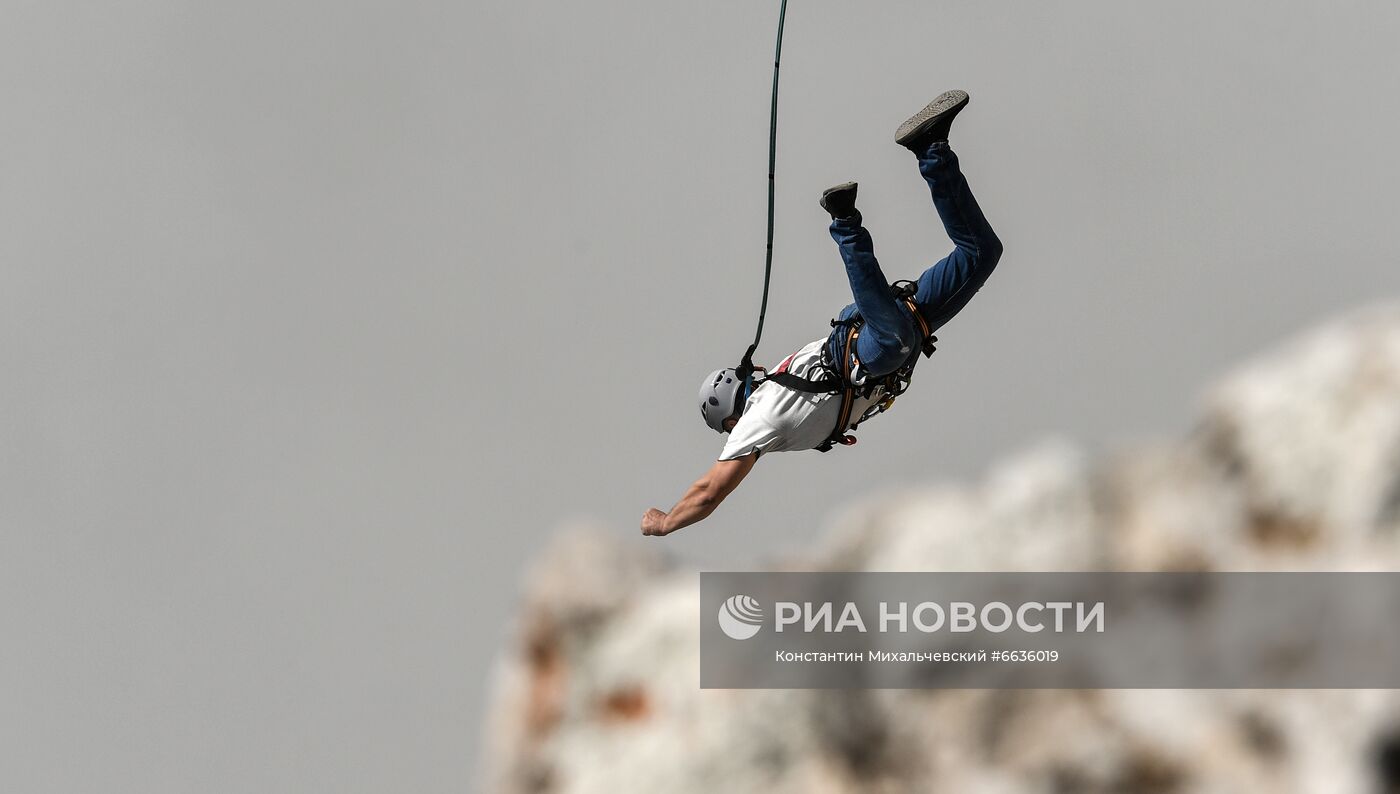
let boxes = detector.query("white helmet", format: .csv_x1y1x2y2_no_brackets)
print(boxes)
698,368,745,433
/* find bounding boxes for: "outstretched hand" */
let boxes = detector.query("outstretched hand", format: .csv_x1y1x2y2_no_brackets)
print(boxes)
640,508,671,537
641,454,757,538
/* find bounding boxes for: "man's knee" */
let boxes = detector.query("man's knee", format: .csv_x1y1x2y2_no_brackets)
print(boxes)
979,232,1003,268
861,320,918,373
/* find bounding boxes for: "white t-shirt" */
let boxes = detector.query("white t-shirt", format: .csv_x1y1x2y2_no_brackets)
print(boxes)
718,338,883,460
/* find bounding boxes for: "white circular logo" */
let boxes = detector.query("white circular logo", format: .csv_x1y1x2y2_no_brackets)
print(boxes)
717,594,764,640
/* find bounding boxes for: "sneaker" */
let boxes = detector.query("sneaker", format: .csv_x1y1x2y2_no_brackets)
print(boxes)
819,181,859,219
894,90,970,151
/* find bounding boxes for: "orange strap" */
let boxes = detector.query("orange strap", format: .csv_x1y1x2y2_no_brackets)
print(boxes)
824,303,929,450
831,324,860,436
904,298,932,342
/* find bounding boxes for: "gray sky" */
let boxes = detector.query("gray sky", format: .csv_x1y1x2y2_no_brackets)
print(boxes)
3,1,1399,791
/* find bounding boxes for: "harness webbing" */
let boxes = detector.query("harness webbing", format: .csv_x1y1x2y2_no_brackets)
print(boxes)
759,295,937,452
826,323,861,449
907,296,933,341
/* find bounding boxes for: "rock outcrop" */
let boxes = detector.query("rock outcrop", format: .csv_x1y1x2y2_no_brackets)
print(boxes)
484,305,1400,794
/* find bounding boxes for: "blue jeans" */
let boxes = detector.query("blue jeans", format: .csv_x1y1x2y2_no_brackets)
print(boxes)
826,143,1003,377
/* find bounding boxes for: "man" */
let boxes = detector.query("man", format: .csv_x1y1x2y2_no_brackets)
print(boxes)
642,89,1002,537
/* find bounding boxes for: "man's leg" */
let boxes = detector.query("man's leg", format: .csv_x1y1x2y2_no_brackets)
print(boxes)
911,142,1003,333
828,211,918,377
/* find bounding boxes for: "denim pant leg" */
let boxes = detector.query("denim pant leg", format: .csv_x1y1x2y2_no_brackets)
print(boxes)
828,214,918,377
912,143,1003,333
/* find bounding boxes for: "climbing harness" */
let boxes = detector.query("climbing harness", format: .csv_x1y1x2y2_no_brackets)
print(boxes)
763,282,937,451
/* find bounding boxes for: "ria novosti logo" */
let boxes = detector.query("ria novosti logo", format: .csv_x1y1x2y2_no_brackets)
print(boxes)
717,595,764,640
714,595,1107,640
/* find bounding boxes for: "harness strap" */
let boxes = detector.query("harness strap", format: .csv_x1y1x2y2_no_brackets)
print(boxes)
764,370,844,393
815,324,861,452
904,297,938,358
904,298,930,341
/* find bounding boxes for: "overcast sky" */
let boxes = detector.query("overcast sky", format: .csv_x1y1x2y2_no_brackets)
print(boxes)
4,1,1399,791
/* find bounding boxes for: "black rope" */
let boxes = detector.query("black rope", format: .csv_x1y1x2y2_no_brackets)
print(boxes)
739,0,788,378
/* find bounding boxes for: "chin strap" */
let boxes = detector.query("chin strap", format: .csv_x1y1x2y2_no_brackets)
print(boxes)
736,343,760,402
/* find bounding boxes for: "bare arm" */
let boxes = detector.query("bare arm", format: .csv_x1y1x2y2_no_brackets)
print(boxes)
641,452,759,537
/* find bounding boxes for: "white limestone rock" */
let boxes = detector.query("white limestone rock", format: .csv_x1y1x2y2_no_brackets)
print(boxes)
483,306,1400,794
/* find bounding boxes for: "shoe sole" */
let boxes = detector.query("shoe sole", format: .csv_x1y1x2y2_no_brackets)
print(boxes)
820,181,858,213
894,90,970,148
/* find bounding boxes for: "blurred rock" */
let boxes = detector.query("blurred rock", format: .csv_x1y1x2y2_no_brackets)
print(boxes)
1200,304,1400,547
484,305,1400,793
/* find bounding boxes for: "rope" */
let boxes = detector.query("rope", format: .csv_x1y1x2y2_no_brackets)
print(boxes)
740,0,788,377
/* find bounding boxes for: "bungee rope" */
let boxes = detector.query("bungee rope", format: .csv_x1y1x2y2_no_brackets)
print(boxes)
726,3,938,451
738,0,789,393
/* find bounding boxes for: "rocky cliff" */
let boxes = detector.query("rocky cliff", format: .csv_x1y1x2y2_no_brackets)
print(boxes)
484,305,1400,794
